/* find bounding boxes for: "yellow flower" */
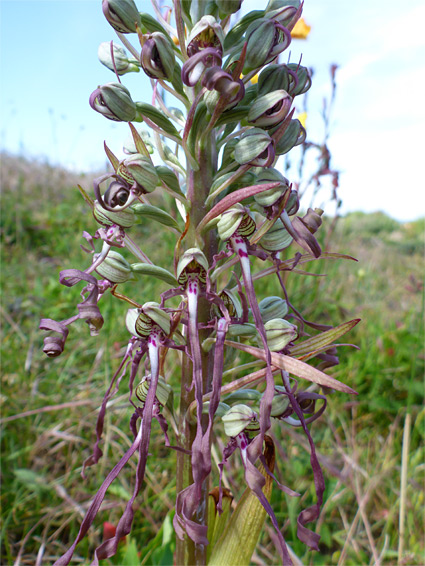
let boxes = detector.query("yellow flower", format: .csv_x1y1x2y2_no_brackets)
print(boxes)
297,112,307,128
239,73,259,84
291,18,311,40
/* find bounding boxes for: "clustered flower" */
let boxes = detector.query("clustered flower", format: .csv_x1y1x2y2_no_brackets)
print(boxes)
40,1,358,565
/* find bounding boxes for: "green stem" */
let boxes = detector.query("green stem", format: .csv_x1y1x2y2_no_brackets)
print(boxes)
175,132,217,566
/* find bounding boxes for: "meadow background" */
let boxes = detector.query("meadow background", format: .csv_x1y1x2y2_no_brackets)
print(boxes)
1,150,424,565
1,0,425,564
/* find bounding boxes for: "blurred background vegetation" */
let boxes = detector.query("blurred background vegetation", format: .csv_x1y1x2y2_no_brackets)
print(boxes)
1,152,424,565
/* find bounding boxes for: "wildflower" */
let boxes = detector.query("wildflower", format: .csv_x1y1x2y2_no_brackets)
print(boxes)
291,17,311,40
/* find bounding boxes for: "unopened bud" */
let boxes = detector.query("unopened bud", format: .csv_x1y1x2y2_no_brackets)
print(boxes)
270,386,290,417
287,63,312,96
274,119,306,155
222,404,260,437
285,189,300,215
93,200,135,228
95,251,134,283
248,90,292,128
259,218,292,252
98,42,140,75
102,0,139,34
254,168,290,207
141,32,175,80
89,82,136,122
234,128,275,167
258,64,296,96
259,318,297,351
259,296,288,323
243,19,291,73
266,0,300,26
123,154,160,192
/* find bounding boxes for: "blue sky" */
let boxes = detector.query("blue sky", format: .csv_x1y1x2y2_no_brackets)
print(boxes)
1,0,425,221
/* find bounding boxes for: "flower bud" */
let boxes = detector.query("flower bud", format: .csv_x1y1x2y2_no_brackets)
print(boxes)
176,248,209,286
135,375,172,407
274,118,306,155
123,154,160,192
234,128,275,167
265,0,300,26
93,200,135,228
222,404,260,437
257,64,296,96
141,32,175,80
258,296,288,323
89,83,136,122
243,18,291,73
285,189,299,215
254,168,290,207
217,204,256,241
248,90,292,129
102,0,139,33
259,318,297,351
98,42,140,75
259,218,293,252
94,251,134,283
287,63,312,96
270,386,290,417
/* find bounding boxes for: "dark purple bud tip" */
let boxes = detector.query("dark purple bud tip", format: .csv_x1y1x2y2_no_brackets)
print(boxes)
39,318,69,357
43,336,65,357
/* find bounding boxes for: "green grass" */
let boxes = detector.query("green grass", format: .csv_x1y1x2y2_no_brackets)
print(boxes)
1,154,424,565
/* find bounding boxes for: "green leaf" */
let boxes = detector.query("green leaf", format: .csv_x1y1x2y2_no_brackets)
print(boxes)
132,203,182,231
135,102,181,138
290,319,361,358
208,438,274,566
131,263,178,287
224,339,358,394
116,538,140,566
155,165,185,196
